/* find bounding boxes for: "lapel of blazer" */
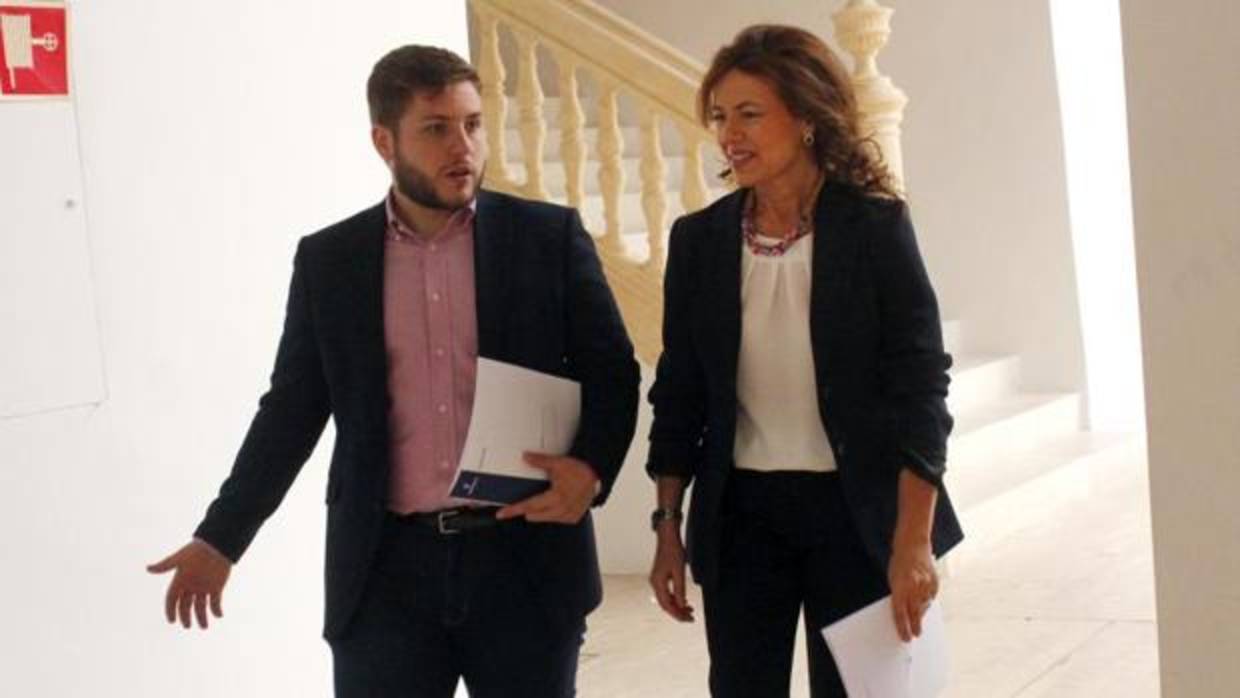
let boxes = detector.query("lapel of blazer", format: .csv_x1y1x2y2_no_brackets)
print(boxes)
350,202,391,420
809,183,862,361
711,191,745,398
472,190,513,360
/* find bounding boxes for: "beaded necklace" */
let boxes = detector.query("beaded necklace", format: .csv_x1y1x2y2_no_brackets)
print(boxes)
741,184,819,257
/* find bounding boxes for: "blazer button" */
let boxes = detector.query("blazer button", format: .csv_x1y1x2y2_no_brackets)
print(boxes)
836,442,846,457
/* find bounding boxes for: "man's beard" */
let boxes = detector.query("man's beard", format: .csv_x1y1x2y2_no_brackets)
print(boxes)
392,151,484,211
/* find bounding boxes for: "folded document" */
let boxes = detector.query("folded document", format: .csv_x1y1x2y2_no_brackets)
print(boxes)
821,595,948,697
449,358,581,505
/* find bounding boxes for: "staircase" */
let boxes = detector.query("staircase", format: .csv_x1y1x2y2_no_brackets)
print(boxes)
498,98,728,260
469,0,1128,573
941,321,1123,509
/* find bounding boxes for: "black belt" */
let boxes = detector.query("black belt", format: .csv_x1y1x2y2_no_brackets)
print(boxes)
392,506,503,535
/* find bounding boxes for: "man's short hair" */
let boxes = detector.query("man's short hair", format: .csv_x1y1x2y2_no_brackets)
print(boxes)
367,45,480,131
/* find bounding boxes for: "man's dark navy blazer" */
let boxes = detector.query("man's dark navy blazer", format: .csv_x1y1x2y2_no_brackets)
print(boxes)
193,189,641,639
646,184,964,588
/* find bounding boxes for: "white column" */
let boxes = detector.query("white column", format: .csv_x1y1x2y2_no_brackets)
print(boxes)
832,0,908,190
1123,0,1240,694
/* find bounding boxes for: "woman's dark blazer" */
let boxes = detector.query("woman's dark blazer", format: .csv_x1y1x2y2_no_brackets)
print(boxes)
646,183,963,588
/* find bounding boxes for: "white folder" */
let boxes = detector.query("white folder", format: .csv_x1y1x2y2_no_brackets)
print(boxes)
448,358,580,505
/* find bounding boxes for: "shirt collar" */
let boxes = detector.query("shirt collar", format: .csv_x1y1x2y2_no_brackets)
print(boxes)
384,189,476,243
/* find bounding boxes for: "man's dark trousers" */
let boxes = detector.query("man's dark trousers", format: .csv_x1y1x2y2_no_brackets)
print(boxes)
331,515,585,697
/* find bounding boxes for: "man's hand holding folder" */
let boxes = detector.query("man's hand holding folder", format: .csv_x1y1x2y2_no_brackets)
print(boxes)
496,452,598,524
449,358,585,510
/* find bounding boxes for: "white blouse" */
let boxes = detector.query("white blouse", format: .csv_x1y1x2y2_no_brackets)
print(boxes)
733,232,838,473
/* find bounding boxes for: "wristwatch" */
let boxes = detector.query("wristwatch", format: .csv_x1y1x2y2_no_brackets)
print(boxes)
650,507,683,531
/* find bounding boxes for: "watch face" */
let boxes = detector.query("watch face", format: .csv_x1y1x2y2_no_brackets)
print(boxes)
651,508,682,530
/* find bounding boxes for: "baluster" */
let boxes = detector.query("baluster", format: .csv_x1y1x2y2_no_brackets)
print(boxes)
514,31,548,200
639,107,668,266
596,81,625,254
832,0,908,190
474,8,512,188
555,53,587,209
678,123,709,213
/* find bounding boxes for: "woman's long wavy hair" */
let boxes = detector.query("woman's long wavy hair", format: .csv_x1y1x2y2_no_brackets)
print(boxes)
699,24,901,200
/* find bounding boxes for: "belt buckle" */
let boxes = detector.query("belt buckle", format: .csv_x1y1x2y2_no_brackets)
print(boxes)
436,509,462,535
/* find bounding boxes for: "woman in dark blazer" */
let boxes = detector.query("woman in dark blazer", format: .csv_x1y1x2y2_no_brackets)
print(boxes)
646,24,963,697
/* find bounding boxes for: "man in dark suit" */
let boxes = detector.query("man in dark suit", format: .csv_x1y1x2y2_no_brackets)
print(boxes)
146,45,640,697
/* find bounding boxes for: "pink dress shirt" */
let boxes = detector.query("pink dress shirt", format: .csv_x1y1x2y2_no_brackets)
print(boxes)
383,193,479,513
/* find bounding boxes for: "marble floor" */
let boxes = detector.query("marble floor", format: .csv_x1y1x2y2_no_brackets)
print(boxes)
570,435,1158,697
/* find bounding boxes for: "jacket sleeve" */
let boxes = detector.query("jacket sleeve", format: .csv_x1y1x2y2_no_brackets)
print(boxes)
561,210,641,505
193,239,331,561
871,202,954,486
645,217,708,483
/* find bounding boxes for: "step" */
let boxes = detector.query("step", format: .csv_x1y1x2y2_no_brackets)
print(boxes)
945,430,1127,512
949,433,1144,568
947,354,1021,416
948,392,1082,468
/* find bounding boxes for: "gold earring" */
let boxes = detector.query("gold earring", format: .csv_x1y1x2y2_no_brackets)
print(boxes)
803,130,815,146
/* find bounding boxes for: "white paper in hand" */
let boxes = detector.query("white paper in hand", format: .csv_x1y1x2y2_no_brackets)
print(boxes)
821,596,948,697
449,358,580,505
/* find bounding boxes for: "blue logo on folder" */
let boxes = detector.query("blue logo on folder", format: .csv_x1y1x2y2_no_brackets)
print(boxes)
450,471,550,505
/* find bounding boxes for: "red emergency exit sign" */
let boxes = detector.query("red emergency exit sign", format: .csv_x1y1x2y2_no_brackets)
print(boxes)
0,2,68,98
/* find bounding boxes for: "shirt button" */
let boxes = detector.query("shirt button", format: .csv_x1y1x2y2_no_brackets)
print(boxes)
429,243,438,253
440,460,451,469
430,292,441,302
434,347,446,358
437,403,448,414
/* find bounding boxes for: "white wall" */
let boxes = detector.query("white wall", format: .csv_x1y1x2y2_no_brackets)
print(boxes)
1121,0,1240,694
0,2,468,695
0,100,106,418
594,0,1087,393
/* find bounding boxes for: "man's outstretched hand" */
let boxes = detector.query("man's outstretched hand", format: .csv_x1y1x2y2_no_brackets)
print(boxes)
147,539,232,629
